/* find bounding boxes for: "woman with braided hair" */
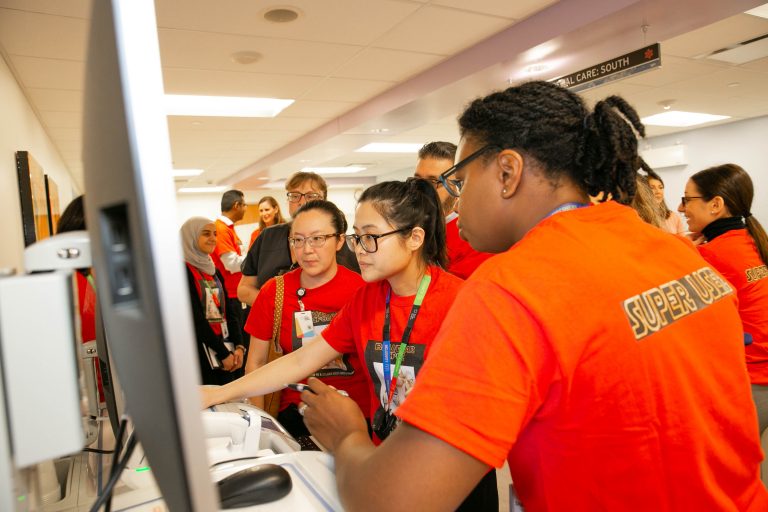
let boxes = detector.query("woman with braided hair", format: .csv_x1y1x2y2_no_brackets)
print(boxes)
678,164,768,435
300,81,768,511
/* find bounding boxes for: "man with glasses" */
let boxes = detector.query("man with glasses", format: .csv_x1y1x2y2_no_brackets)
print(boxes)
212,189,249,376
414,142,491,279
238,171,359,306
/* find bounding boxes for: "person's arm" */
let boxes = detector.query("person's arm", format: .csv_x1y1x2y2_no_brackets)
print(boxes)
220,251,245,272
243,335,268,409
200,334,342,408
301,378,491,512
238,274,260,306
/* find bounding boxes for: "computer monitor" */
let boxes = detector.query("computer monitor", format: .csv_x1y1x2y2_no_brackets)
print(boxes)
82,1,217,510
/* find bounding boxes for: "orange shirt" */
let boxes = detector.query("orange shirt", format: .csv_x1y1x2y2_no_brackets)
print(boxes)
245,267,369,414
248,228,262,250
212,218,242,299
397,202,767,511
698,229,768,384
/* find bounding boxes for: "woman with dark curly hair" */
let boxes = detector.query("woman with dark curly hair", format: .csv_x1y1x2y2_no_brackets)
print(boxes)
300,81,767,511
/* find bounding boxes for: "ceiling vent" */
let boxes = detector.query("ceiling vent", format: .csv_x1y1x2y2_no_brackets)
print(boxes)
703,33,768,65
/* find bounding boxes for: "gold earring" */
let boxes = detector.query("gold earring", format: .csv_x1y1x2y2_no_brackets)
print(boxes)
502,189,507,194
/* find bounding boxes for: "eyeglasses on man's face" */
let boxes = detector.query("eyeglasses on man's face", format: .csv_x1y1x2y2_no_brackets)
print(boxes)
438,145,498,198
288,233,339,249
680,196,704,207
345,227,413,253
286,191,323,203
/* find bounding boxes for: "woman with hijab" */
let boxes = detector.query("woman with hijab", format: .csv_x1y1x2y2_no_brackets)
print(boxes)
181,217,245,385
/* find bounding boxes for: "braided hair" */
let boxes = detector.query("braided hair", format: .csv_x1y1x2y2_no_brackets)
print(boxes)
358,179,447,268
458,80,645,204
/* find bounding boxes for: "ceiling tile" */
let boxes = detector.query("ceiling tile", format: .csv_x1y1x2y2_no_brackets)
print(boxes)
154,0,420,46
161,67,320,97
372,4,513,54
26,88,83,111
10,55,84,89
167,115,327,132
432,0,557,19
333,47,445,81
0,9,87,60
158,28,362,77
301,77,395,102
620,55,727,88
662,13,768,58
39,110,81,128
47,127,81,142
280,100,356,119
0,1,91,19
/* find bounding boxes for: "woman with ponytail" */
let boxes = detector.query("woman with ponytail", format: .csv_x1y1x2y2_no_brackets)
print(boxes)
202,179,497,511
678,163,768,434
296,81,767,511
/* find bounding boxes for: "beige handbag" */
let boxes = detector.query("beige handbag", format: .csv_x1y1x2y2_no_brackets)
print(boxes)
261,275,285,418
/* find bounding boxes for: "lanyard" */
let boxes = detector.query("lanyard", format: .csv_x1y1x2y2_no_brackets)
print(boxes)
545,202,588,218
382,273,431,409
202,275,221,309
297,287,306,312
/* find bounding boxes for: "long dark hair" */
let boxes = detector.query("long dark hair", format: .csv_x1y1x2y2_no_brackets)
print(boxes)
458,80,644,204
57,195,86,233
257,196,285,231
691,164,768,265
358,179,447,268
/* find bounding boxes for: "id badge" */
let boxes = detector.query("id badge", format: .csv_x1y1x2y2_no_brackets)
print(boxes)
221,321,229,340
294,310,315,338
204,288,223,323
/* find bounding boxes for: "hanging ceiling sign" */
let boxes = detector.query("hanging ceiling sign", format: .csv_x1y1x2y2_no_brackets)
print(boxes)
550,43,661,93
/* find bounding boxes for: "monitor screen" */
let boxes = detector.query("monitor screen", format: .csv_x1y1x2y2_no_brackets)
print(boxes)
82,1,216,509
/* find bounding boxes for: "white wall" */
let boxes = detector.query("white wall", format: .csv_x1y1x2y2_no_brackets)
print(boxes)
174,187,362,244
0,55,79,272
642,116,768,224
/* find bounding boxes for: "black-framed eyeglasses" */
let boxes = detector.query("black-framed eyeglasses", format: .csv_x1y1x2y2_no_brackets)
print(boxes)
345,227,414,253
288,233,340,249
286,191,323,203
680,196,704,207
438,145,498,198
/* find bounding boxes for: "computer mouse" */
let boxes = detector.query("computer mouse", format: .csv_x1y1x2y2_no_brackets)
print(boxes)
217,464,292,509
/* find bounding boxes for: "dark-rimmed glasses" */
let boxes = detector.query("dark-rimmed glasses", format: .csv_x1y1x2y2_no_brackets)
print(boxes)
288,233,340,249
287,191,323,203
438,145,498,198
680,196,704,207
345,227,414,253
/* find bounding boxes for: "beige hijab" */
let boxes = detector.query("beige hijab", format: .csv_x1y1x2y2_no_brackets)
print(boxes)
180,217,216,275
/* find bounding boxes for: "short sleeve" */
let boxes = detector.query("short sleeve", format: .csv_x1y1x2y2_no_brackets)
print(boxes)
395,279,557,468
214,224,239,256
320,290,360,355
245,278,276,339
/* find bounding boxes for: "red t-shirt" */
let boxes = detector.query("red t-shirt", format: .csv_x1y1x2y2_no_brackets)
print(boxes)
445,215,492,279
698,228,768,384
245,266,369,414
397,202,767,511
212,218,242,299
321,266,463,432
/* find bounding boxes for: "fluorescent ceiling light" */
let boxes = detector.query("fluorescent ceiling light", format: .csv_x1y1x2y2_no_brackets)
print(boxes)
355,143,422,153
178,186,227,193
165,95,294,117
301,166,366,174
172,168,204,177
746,4,768,19
641,111,730,127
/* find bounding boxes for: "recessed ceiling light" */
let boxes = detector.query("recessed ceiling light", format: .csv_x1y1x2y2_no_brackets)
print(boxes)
231,51,262,65
355,143,422,153
178,186,227,193
301,166,366,174
165,95,294,117
173,168,204,177
525,64,549,74
371,128,389,134
641,111,730,127
728,82,741,88
264,7,300,23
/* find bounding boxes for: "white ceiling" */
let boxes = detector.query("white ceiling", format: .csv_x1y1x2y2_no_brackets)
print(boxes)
1,0,767,192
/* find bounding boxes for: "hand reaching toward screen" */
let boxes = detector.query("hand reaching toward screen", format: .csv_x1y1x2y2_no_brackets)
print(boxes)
301,378,368,453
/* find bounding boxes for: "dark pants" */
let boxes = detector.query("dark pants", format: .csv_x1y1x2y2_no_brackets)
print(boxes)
226,297,246,379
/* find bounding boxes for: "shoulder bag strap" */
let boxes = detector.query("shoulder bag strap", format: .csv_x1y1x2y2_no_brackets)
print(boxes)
272,276,284,354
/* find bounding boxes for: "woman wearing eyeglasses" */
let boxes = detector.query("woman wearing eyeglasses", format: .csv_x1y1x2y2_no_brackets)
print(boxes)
240,200,369,439
296,81,767,511
203,179,498,511
678,164,768,435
